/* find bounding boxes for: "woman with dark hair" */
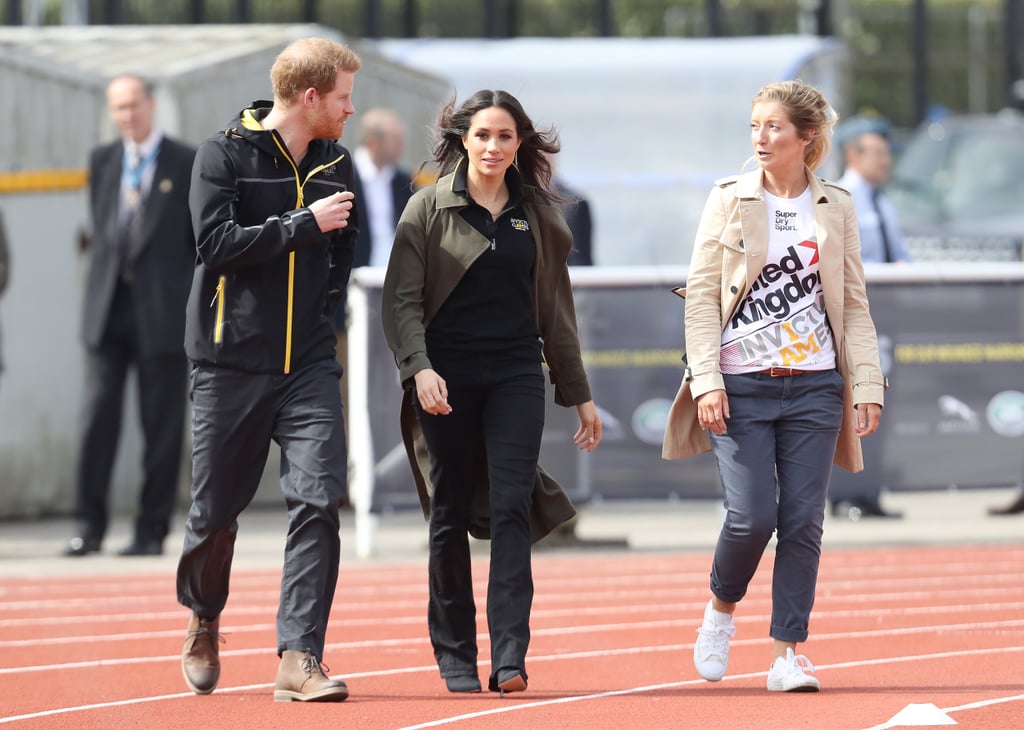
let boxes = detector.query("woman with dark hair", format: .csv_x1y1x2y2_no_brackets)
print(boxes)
663,80,886,692
382,90,601,695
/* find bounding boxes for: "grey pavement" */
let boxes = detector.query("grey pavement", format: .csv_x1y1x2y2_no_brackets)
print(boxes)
0,486,1021,579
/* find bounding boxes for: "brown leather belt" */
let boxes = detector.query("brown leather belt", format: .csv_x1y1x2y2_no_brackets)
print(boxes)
759,367,808,377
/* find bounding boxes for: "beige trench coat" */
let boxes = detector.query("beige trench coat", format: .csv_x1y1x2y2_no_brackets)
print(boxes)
662,168,886,473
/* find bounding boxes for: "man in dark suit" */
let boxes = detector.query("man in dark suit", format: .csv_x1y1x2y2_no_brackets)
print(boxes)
334,108,415,442
0,208,8,386
554,177,594,266
64,74,196,557
828,115,904,520
350,107,414,269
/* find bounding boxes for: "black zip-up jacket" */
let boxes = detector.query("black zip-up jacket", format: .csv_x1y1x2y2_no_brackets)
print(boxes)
185,102,358,374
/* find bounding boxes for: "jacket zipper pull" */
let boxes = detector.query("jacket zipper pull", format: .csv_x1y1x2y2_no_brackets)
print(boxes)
210,280,222,307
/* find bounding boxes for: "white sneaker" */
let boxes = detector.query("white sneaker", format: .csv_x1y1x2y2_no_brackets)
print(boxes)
693,599,735,681
766,648,821,692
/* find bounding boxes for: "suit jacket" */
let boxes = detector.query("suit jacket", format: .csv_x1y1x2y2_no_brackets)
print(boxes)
661,167,886,473
351,165,414,268
0,208,8,374
554,179,593,266
82,136,196,357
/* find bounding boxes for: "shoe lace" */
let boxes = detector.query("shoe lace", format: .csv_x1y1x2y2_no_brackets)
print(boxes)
300,654,330,677
784,651,815,677
186,625,226,651
696,620,735,657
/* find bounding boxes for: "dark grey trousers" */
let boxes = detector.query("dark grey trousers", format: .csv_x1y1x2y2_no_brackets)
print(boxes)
176,358,347,660
708,369,845,643
75,282,186,544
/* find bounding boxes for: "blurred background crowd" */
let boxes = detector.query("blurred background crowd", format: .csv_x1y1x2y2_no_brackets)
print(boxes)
0,0,1022,545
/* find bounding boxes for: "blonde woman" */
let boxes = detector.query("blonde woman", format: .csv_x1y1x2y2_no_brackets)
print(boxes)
663,80,886,692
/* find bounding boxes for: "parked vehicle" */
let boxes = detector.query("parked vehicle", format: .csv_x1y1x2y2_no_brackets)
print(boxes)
887,108,1024,261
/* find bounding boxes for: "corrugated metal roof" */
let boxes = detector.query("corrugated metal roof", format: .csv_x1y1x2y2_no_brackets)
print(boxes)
0,24,450,181
0,23,340,81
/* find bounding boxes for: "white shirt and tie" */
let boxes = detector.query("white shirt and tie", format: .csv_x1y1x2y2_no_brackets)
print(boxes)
354,145,398,268
837,168,911,263
120,127,163,216
118,128,163,278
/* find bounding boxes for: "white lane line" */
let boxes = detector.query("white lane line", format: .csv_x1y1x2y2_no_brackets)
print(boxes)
944,693,1024,713
0,615,433,647
4,581,1019,626
393,647,1024,724
3,617,1022,675
1,637,1020,725
4,599,1024,652
0,583,430,612
861,692,1024,730
0,665,437,725
398,646,1024,730
4,556,1023,604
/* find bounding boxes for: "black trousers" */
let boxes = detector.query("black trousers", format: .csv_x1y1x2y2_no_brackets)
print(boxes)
74,282,186,543
176,358,347,660
416,355,545,684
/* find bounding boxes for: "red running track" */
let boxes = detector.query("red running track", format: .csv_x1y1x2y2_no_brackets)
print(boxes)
1,544,1022,729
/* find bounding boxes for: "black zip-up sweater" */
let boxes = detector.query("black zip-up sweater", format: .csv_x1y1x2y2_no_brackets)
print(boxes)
185,102,358,374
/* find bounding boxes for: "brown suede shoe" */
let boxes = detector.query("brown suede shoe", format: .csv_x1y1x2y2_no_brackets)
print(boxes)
181,612,221,695
274,650,349,702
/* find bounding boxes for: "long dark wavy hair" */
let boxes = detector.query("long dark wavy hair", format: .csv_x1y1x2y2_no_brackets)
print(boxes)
430,89,562,204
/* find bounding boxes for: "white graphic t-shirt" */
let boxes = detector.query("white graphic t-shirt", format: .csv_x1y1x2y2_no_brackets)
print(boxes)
720,188,837,373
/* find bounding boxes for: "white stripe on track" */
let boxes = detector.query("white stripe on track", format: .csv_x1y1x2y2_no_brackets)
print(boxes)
3,617,1023,675
5,556,1022,606
2,642,1020,726
4,596,1022,647
397,646,1024,730
2,585,1024,630
859,692,1024,730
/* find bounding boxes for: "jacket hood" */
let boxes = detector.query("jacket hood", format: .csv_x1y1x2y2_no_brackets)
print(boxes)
222,102,348,178
215,101,279,157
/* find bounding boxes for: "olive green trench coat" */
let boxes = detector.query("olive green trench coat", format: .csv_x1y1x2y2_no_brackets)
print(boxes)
382,169,591,541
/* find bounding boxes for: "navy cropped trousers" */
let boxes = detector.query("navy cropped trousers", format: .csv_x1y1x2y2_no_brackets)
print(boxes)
708,369,845,643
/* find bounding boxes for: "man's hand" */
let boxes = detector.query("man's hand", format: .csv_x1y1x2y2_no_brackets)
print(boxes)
308,191,355,233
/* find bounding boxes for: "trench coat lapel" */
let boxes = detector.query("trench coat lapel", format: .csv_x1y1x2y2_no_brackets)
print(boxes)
809,175,847,357
733,172,770,318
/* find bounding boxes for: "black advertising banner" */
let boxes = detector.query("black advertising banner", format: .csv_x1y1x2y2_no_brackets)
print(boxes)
831,278,1024,497
356,267,1024,513
539,286,720,503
